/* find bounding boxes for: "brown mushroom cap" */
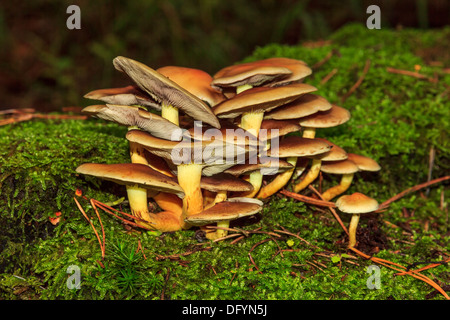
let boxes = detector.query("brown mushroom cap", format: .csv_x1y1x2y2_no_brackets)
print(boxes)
82,104,183,141
84,85,161,110
262,57,312,87
335,192,379,214
211,63,293,90
313,138,348,161
320,159,359,175
264,94,332,120
346,153,381,172
76,163,185,198
212,83,317,119
200,173,254,193
113,56,221,128
184,197,263,226
267,136,331,158
258,119,301,141
157,66,226,107
298,105,351,128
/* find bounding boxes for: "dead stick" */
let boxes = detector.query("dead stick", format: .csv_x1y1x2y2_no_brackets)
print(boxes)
377,176,450,211
90,199,106,259
320,68,338,85
279,189,336,207
341,59,371,102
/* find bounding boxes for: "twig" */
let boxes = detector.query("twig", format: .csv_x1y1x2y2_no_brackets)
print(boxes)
279,189,336,208
376,176,450,211
312,50,334,69
341,59,371,102
386,67,437,82
90,199,106,259
349,247,450,300
74,197,104,258
426,146,436,196
320,68,338,85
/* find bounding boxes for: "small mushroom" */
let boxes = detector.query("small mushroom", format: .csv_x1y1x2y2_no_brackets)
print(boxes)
335,192,379,248
264,94,332,121
200,172,254,209
113,56,220,128
185,197,263,240
298,104,351,139
76,163,184,231
213,83,317,138
319,159,360,201
84,85,161,110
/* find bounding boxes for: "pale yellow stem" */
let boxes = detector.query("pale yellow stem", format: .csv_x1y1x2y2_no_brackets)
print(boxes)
126,184,152,227
238,170,263,198
321,173,355,201
236,84,253,94
161,103,179,126
240,111,264,138
257,157,297,199
293,158,322,193
348,214,360,248
302,127,316,138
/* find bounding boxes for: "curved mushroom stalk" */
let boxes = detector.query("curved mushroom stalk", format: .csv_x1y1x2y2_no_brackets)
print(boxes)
293,158,322,193
347,214,360,248
321,173,354,201
256,157,297,199
152,192,182,215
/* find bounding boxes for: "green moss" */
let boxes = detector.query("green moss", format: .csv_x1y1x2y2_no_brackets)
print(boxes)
1,24,449,300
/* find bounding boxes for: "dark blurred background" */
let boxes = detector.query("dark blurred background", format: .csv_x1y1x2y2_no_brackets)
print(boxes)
0,0,448,112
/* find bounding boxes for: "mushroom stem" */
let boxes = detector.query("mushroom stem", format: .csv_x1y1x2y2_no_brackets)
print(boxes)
216,220,230,238
161,102,179,126
302,127,316,139
348,214,360,248
321,173,354,201
256,157,297,199
238,170,263,198
177,163,204,227
204,190,227,210
240,111,264,138
129,141,149,165
126,184,152,227
236,84,253,94
293,158,322,193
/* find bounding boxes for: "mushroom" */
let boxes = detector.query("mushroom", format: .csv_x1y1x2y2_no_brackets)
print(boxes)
320,153,381,201
213,83,317,138
297,104,351,139
319,159,360,201
257,136,332,198
200,173,254,209
211,60,292,94
185,197,264,240
112,56,220,128
292,138,348,193
76,163,184,231
84,85,161,111
264,94,332,121
335,192,379,248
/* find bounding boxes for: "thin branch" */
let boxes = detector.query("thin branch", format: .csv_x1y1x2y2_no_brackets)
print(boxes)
341,59,371,102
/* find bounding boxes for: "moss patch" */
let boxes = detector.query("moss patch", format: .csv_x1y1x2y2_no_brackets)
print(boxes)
1,24,449,300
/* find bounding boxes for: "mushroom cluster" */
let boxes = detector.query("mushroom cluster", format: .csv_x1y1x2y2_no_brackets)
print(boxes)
77,56,380,246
